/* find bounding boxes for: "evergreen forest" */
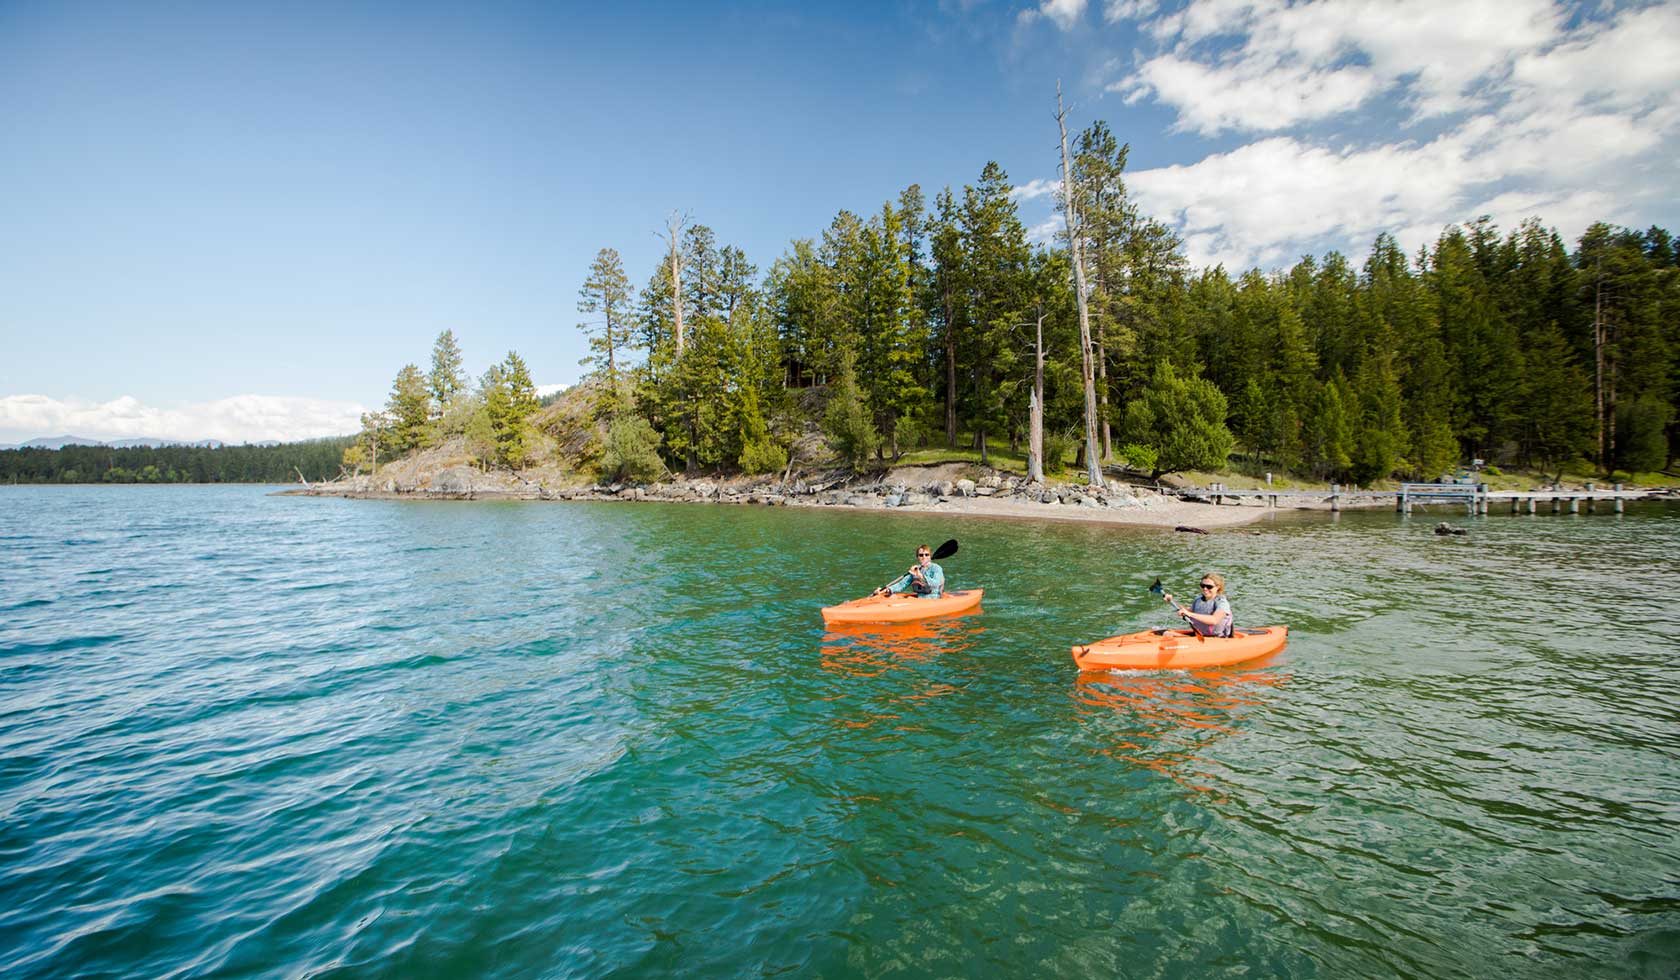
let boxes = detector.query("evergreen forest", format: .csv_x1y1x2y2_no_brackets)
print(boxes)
291,119,1680,487
0,438,353,485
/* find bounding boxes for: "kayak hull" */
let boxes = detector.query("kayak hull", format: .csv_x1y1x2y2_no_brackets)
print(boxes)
1072,625,1288,671
822,589,984,625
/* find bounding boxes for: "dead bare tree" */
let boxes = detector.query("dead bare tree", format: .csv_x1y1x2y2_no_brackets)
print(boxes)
659,210,691,355
1057,81,1103,488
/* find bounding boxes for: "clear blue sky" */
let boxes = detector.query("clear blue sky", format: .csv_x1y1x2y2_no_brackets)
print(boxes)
2,0,1674,444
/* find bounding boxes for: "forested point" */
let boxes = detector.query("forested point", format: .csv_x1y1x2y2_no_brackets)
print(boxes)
188,119,1680,489
0,439,355,485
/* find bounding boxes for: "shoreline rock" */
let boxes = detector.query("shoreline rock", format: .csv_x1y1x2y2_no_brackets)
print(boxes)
281,466,1406,530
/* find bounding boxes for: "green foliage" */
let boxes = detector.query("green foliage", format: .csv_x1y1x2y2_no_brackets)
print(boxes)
578,247,637,382
386,364,431,452
1615,395,1673,472
739,436,787,476
822,357,880,472
601,414,667,483
1118,442,1158,475
1121,360,1234,479
344,185,1678,489
0,438,354,484
482,351,539,469
1042,428,1080,475
429,330,466,411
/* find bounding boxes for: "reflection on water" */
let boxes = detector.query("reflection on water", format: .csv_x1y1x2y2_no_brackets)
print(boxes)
1073,657,1287,795
818,607,985,678
817,610,986,736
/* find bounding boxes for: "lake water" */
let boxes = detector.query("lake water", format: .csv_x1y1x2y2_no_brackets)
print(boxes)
2,486,1676,978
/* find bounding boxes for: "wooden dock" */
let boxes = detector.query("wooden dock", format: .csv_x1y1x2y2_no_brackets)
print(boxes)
1166,482,1663,515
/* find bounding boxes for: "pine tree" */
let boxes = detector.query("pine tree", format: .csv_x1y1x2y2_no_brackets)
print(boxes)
959,161,1031,464
386,364,431,453
578,247,636,387
428,330,466,415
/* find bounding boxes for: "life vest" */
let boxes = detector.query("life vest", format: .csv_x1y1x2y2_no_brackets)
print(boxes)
1191,594,1234,637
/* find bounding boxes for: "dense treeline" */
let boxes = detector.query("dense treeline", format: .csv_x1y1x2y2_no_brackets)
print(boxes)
0,438,354,484
362,116,1677,485
573,117,1676,483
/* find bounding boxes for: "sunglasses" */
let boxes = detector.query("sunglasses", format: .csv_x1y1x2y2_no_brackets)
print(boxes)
917,553,931,558
1199,582,1216,589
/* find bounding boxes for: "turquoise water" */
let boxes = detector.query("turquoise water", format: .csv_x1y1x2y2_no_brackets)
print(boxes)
1,486,1676,978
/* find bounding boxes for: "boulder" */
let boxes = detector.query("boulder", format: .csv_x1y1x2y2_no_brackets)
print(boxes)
430,466,478,494
955,479,976,497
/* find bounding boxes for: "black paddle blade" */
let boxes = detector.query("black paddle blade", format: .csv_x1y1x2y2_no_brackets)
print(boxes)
932,539,959,561
1148,578,1164,595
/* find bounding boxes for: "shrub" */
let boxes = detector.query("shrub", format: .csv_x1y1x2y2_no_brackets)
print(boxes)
601,415,667,483
739,436,788,476
822,363,879,472
1042,429,1080,475
1118,442,1158,475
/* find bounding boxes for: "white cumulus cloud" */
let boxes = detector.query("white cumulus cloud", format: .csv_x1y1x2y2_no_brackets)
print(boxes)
1049,0,1680,271
1012,177,1061,202
0,393,366,446
1021,0,1090,30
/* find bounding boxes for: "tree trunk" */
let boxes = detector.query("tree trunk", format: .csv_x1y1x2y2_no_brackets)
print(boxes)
1028,310,1045,483
944,286,958,447
1097,329,1111,460
1057,81,1103,488
667,211,687,355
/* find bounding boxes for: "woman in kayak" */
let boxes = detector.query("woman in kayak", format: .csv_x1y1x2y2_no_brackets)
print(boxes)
874,544,945,599
1164,573,1233,637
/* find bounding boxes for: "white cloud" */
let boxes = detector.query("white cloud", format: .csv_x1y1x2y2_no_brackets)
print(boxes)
1104,0,1158,23
1012,177,1061,202
0,393,366,445
1117,50,1379,133
535,383,569,399
1063,0,1680,271
1116,0,1565,133
1020,0,1089,30
1027,213,1066,245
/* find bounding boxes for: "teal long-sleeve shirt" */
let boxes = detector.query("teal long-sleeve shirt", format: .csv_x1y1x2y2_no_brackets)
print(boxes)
887,562,944,598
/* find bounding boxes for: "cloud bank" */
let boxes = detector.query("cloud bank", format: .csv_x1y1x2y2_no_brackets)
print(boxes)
0,394,366,446
1027,0,1680,270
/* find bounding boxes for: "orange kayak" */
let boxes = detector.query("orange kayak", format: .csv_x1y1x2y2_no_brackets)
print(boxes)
1072,625,1288,671
821,589,984,625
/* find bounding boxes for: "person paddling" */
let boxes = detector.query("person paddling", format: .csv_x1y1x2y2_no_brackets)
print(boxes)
874,544,945,599
1162,573,1233,637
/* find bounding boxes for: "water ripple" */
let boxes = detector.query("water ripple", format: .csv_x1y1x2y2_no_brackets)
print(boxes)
0,488,1675,977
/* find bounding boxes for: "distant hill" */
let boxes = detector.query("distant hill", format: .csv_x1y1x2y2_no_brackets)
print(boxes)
22,435,106,449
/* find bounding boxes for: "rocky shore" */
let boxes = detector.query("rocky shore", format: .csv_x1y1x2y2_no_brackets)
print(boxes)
280,463,1295,529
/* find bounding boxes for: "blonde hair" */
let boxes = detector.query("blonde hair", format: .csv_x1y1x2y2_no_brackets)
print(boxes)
1201,572,1225,595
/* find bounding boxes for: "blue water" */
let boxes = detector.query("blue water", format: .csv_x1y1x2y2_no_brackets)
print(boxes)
1,486,1677,977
